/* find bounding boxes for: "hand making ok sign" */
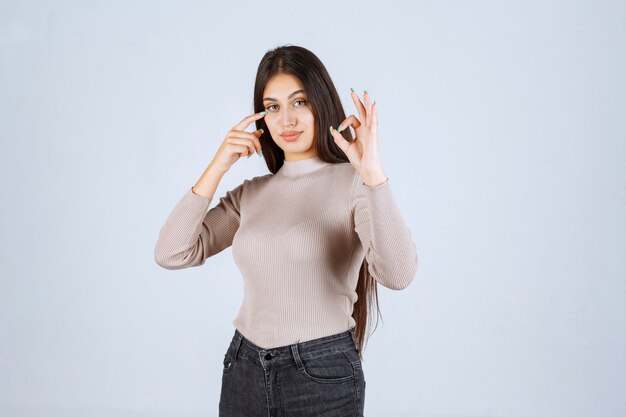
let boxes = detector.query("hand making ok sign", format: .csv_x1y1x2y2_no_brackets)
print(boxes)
330,89,388,187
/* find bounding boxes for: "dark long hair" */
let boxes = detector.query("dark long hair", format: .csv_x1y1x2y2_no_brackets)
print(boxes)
252,45,383,360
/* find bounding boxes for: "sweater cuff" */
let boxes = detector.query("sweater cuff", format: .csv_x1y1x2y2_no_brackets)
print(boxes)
182,187,212,211
362,177,390,189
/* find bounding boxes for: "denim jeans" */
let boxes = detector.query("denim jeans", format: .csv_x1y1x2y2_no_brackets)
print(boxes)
219,327,366,417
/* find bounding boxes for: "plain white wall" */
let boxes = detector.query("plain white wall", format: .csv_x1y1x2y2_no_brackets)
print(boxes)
1,1,625,416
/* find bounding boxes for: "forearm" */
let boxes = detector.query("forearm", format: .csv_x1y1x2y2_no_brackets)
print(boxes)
192,161,228,200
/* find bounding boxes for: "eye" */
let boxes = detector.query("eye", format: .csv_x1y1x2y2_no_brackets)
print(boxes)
265,99,307,112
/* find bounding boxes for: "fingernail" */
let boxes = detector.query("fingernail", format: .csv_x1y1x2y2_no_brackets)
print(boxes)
350,87,355,93
373,100,376,105
337,125,343,132
329,126,334,133
259,150,263,157
364,89,368,95
258,111,266,115
259,128,264,134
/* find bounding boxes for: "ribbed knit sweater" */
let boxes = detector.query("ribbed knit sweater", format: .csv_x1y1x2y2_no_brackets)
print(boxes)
154,155,418,349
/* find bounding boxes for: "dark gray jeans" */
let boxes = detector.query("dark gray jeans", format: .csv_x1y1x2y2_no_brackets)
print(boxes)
219,327,366,417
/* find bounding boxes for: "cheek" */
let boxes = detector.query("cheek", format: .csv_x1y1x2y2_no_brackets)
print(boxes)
263,116,278,131
301,111,315,129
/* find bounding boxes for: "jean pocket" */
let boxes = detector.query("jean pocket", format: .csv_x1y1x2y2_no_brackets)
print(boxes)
298,350,355,384
343,344,363,366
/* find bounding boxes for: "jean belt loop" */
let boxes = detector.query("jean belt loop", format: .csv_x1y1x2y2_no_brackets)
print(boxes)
349,327,359,351
290,343,305,371
233,332,244,361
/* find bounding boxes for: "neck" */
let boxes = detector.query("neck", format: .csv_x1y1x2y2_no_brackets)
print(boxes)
278,155,332,178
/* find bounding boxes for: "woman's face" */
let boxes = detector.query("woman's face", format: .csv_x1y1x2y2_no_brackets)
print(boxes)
262,73,317,161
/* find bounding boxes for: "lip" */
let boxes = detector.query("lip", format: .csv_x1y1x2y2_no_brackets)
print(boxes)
281,131,302,141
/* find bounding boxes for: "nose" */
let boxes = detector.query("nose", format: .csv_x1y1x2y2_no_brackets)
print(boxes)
282,107,296,127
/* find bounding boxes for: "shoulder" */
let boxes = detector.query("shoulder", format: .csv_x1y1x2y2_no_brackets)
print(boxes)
248,172,274,184
325,162,362,200
237,172,272,185
222,173,273,197
321,161,358,187
240,172,274,192
329,161,356,179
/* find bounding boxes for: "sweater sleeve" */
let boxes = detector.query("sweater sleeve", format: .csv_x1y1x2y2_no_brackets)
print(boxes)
154,181,245,270
351,173,418,290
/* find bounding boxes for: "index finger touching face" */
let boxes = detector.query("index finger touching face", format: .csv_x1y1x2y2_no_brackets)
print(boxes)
233,111,267,131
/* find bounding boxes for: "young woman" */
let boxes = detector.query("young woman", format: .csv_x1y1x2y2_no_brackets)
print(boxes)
154,45,418,417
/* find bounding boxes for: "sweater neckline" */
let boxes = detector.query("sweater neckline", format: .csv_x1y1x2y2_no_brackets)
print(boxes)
278,155,332,177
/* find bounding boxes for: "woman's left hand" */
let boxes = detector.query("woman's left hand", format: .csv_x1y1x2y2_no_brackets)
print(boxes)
330,90,388,187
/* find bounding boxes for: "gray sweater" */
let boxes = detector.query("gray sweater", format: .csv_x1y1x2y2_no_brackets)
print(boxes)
154,155,418,349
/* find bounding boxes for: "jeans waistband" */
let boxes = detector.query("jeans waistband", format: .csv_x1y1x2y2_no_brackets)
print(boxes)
228,327,359,368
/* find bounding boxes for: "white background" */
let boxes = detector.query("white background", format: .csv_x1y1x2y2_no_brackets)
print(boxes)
1,1,624,416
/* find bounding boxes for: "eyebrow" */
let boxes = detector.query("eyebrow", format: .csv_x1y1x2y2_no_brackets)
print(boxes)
262,89,305,102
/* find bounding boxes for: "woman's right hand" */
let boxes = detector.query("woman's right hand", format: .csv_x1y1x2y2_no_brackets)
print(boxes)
211,111,267,172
